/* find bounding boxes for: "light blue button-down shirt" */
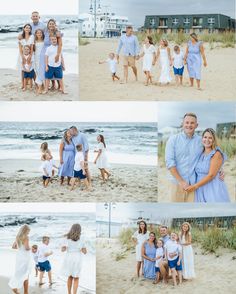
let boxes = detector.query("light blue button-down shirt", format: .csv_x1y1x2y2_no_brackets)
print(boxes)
116,34,140,56
31,21,46,35
165,131,203,184
72,133,89,156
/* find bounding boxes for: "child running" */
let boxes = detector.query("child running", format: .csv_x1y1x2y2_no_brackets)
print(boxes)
172,45,185,86
22,45,35,91
99,53,120,81
38,236,53,286
94,134,111,182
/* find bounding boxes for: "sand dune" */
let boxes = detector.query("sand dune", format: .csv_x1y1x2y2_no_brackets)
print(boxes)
79,38,236,101
96,238,236,294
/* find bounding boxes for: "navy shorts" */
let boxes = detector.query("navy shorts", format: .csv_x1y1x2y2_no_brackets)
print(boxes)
173,66,184,76
155,266,160,273
45,65,63,79
35,263,40,269
74,169,87,179
38,260,51,272
43,176,51,181
168,257,182,271
24,69,35,79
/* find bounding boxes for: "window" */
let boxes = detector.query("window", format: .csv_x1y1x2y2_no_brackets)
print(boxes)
184,17,190,25
149,18,155,26
159,18,168,27
208,17,215,24
193,17,203,26
172,18,179,25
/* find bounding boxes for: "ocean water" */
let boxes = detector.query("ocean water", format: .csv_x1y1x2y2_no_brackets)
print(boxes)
0,15,78,73
0,212,96,291
0,121,157,166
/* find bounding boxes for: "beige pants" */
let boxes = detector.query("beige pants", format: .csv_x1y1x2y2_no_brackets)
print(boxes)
170,183,195,202
123,56,136,67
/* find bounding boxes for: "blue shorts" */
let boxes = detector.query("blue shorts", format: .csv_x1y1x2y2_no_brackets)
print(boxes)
42,175,51,181
35,263,40,269
45,65,63,79
168,257,182,271
24,69,35,79
38,260,51,272
74,169,87,179
155,266,160,273
173,66,184,76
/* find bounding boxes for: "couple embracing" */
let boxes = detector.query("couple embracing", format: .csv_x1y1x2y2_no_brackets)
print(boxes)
165,112,230,202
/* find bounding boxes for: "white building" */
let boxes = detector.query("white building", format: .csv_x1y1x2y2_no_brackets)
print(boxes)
79,1,132,37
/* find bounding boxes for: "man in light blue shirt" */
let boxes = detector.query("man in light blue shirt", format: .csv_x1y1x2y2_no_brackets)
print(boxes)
70,126,91,184
165,113,202,202
116,26,140,83
30,11,46,34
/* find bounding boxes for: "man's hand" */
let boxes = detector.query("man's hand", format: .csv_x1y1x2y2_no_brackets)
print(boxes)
185,185,197,193
178,180,189,190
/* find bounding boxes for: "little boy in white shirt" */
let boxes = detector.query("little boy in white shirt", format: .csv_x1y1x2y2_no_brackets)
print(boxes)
99,52,120,81
38,236,53,285
41,152,57,187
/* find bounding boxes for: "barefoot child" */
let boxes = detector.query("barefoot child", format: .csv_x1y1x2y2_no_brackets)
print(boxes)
153,239,164,284
61,224,87,294
44,35,65,94
38,236,53,286
94,135,111,182
70,144,90,191
172,45,184,85
139,36,156,86
41,152,58,187
99,53,120,81
22,45,35,91
165,232,183,286
32,245,40,277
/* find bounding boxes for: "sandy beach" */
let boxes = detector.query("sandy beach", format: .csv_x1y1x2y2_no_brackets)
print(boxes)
0,159,157,202
0,69,78,101
158,157,236,202
79,38,236,101
96,238,236,294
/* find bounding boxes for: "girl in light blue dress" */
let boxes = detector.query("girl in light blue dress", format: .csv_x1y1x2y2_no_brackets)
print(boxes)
59,130,75,185
185,128,230,202
142,232,157,280
184,33,207,90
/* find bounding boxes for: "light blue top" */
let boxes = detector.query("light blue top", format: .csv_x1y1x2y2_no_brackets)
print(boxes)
72,133,89,156
31,21,46,35
116,34,140,56
165,131,203,184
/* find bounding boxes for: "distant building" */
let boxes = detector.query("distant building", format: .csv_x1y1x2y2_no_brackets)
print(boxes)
216,122,236,139
144,14,235,34
79,1,132,37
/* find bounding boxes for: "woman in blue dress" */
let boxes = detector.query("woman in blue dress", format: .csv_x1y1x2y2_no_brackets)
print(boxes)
39,19,63,88
184,33,207,90
59,130,75,185
141,232,157,280
185,128,230,202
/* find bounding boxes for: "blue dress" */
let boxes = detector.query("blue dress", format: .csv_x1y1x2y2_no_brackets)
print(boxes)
194,147,230,202
59,140,75,178
143,242,156,279
187,41,202,80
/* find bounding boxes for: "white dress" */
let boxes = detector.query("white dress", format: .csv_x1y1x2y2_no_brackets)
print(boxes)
8,244,32,289
34,41,44,85
142,44,156,71
132,230,150,261
96,142,109,169
180,234,195,279
17,35,35,72
159,47,172,83
61,239,85,278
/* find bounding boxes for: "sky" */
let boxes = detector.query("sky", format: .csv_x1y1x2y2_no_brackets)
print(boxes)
0,102,157,123
0,203,96,213
158,102,236,129
80,0,235,27
0,0,78,15
97,203,236,221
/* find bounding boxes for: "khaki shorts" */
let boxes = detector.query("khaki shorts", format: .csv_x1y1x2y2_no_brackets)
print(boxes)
170,183,195,202
123,56,136,67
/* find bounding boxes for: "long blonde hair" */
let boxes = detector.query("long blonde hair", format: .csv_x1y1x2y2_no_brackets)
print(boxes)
180,222,191,243
66,224,81,241
16,224,30,246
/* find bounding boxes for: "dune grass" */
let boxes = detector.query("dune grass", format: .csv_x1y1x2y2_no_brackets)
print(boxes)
79,36,90,46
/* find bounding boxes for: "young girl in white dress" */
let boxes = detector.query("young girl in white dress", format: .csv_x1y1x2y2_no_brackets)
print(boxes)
94,134,110,182
132,220,150,277
9,224,32,294
34,29,45,94
61,224,87,294
179,222,195,279
140,36,156,86
155,39,172,85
